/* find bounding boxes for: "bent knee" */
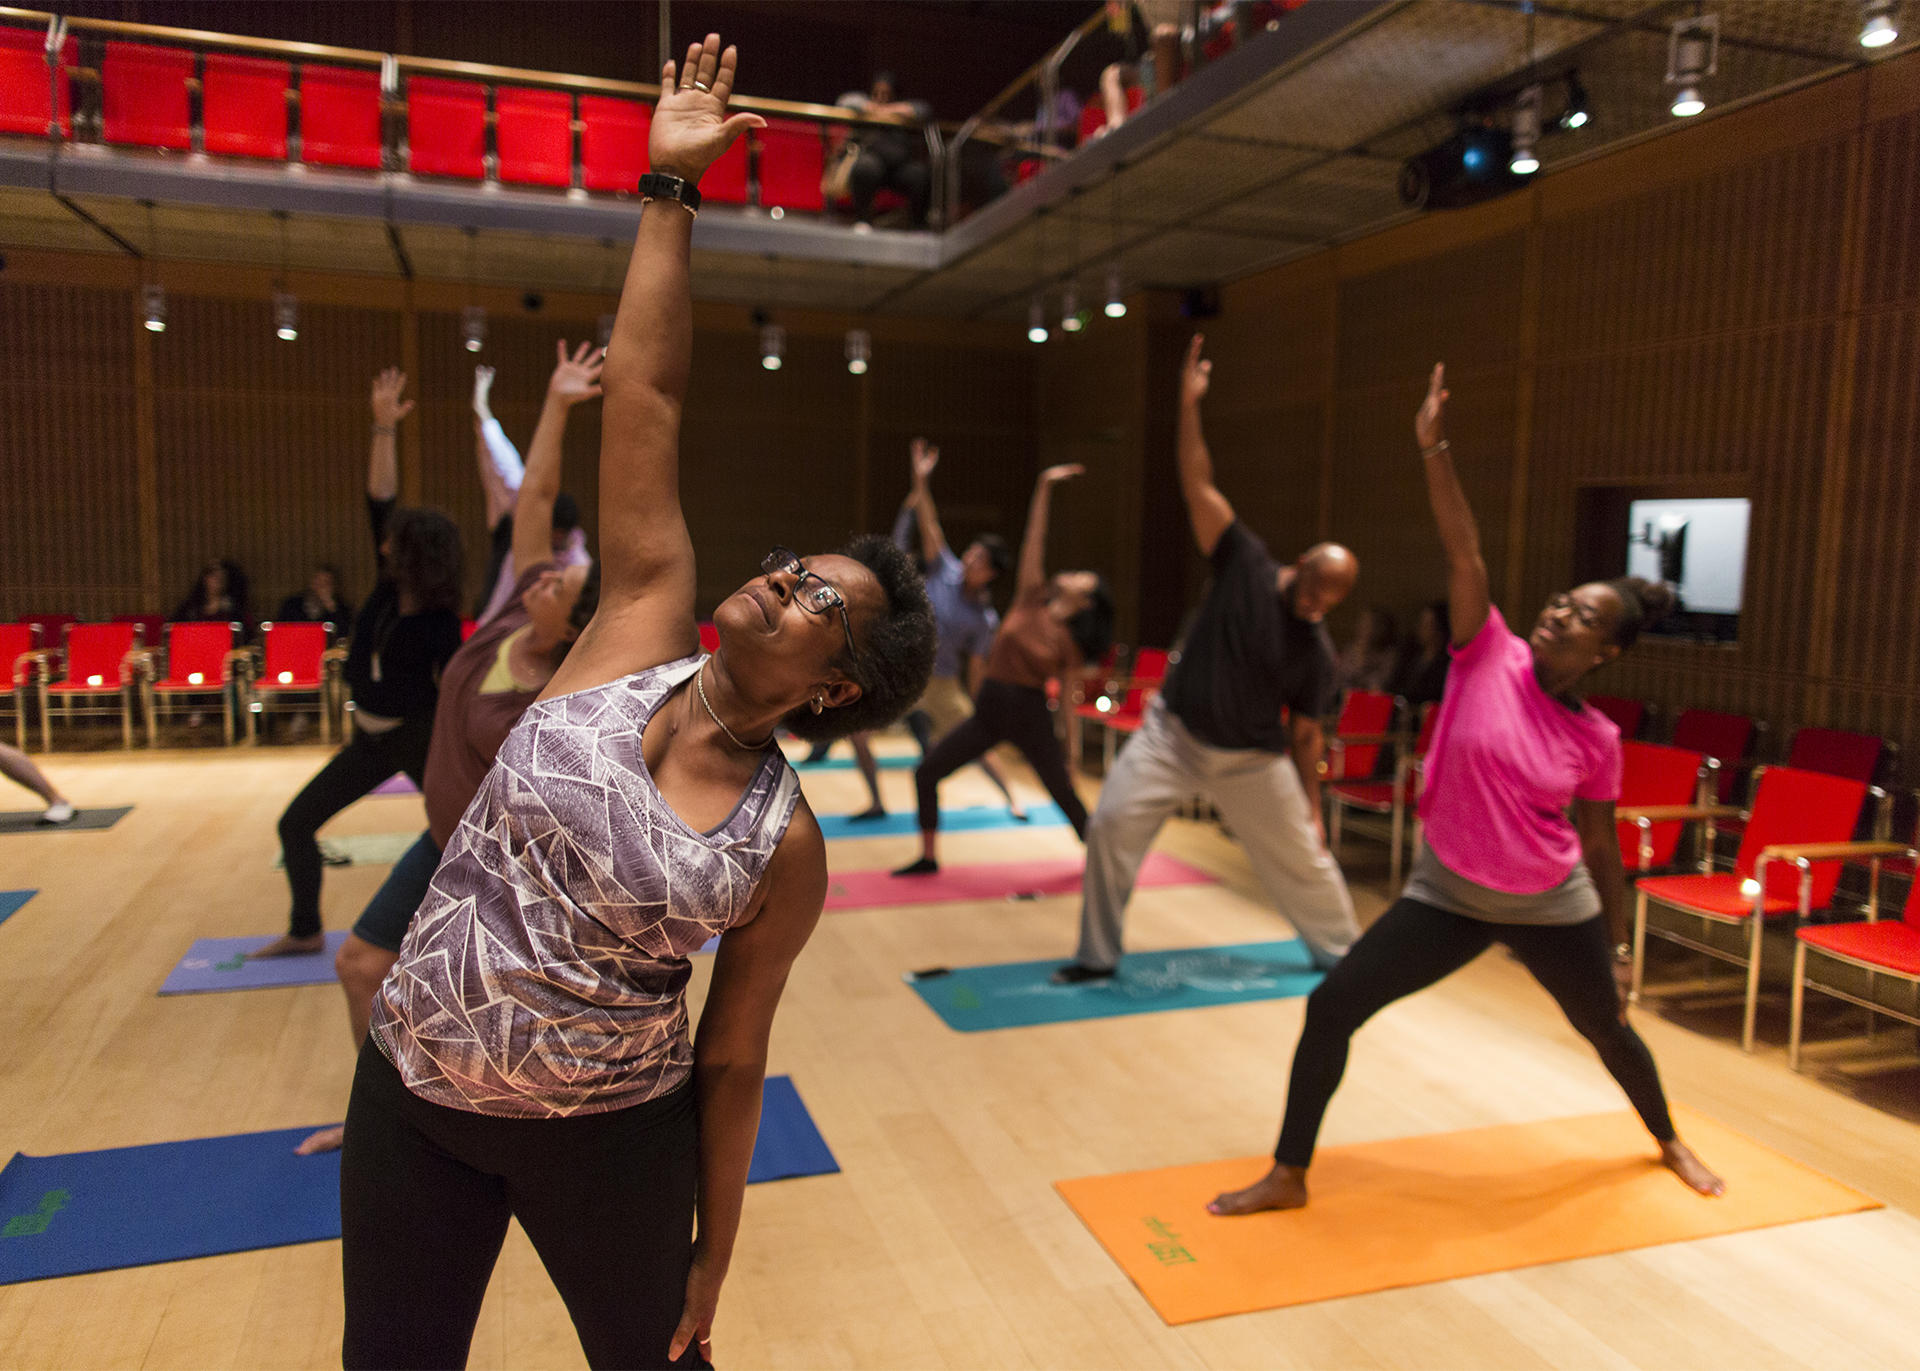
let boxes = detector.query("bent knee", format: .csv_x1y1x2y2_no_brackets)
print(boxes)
336,937,397,992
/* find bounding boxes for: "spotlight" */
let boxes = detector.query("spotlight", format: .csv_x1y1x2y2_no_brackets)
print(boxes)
596,312,616,349
1103,263,1126,319
141,283,166,333
844,327,871,375
1860,0,1899,47
1509,84,1542,176
1666,14,1718,119
461,305,486,353
1559,71,1590,130
1398,122,1525,209
273,291,298,342
760,321,785,371
1060,281,1084,333
1027,294,1049,344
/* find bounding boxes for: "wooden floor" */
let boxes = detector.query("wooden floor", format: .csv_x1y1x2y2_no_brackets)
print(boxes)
3,738,1919,1369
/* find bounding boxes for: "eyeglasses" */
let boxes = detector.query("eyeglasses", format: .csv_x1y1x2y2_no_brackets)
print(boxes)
762,547,860,666
1545,592,1602,631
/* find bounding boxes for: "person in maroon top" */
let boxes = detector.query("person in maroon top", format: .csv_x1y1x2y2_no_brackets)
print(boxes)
895,463,1112,875
295,340,604,1156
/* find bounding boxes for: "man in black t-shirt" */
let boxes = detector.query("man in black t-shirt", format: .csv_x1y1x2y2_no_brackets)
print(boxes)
1056,335,1361,981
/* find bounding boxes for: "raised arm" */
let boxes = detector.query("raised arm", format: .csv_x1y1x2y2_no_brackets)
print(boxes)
1176,335,1237,558
471,366,521,527
551,37,762,691
1414,363,1490,646
1016,464,1084,595
367,367,412,503
906,438,950,565
510,340,604,575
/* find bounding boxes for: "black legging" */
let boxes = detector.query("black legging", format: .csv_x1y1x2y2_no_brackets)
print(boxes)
915,679,1087,839
341,1041,707,1370
1274,896,1676,1167
278,714,433,938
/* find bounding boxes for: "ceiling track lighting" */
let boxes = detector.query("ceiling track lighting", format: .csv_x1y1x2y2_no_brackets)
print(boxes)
461,304,487,353
844,327,871,375
1027,294,1049,344
759,320,786,371
1059,281,1084,333
1103,263,1127,319
141,282,166,333
1559,70,1589,131
1665,13,1718,119
1860,0,1900,48
1508,84,1542,176
273,291,298,342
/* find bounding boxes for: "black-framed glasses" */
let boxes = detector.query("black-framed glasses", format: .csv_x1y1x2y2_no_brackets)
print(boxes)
1545,591,1602,631
762,547,860,666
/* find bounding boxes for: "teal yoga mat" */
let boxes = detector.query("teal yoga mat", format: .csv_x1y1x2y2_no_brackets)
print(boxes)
815,802,1064,841
791,754,917,771
905,940,1323,1032
0,891,35,927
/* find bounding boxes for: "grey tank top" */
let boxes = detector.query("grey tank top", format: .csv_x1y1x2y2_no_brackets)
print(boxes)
1402,843,1600,927
372,654,801,1117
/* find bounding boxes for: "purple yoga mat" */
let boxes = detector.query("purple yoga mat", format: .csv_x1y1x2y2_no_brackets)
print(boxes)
371,774,418,796
159,932,348,995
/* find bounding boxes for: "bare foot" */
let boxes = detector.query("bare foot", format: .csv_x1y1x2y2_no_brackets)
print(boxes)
1207,1162,1308,1215
250,933,327,958
1661,1139,1725,1196
296,1125,344,1155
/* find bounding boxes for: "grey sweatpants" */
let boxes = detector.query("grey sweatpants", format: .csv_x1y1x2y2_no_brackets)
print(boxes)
1072,699,1359,972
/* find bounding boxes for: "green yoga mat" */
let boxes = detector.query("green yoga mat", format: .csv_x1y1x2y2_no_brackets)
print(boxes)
273,831,420,869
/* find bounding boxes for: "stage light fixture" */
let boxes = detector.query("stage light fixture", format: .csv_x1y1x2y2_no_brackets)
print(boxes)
1666,14,1718,119
1860,0,1900,46
461,305,487,353
1103,264,1126,318
1027,294,1049,344
844,328,871,375
273,291,298,342
760,321,786,371
1560,71,1590,130
1509,84,1542,175
1060,281,1084,333
141,283,166,333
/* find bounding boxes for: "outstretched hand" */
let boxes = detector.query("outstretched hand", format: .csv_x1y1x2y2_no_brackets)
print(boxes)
651,34,765,182
1181,333,1212,407
910,437,939,486
1040,463,1085,486
547,339,607,406
371,367,414,427
1415,362,1448,451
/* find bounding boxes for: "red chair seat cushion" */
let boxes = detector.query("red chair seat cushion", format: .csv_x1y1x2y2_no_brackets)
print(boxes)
46,681,128,695
496,87,572,187
408,76,486,179
580,94,648,191
255,675,322,691
300,65,383,169
102,41,193,150
1636,873,1795,920
1,28,76,136
202,54,289,159
153,679,226,693
1798,921,1920,977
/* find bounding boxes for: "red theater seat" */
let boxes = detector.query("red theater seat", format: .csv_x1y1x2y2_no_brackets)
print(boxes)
102,41,194,151
580,94,649,191
756,119,826,212
0,622,38,750
0,26,77,137
300,64,383,169
705,133,749,204
408,76,486,179
1670,708,1755,803
202,53,290,159
1585,694,1646,739
42,622,140,749
1616,740,1710,872
144,620,245,745
496,86,572,187
1787,842,1920,1070
250,620,335,743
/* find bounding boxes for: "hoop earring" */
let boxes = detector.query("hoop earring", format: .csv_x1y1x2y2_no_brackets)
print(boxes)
810,696,825,714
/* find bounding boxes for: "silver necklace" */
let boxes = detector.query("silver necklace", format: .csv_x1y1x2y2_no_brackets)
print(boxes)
696,660,772,751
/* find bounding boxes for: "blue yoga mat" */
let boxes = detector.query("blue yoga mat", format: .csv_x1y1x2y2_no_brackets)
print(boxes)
906,940,1323,1032
0,1076,834,1284
0,890,34,927
815,801,1066,841
158,932,348,995
0,1125,340,1284
791,754,917,771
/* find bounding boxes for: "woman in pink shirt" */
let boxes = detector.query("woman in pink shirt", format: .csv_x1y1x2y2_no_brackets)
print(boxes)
1210,364,1723,1216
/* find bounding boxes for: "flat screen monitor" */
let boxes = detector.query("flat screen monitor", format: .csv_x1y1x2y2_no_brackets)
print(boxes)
1624,497,1749,641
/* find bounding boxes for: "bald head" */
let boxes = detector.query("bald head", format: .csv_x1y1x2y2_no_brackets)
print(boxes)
1287,542,1358,622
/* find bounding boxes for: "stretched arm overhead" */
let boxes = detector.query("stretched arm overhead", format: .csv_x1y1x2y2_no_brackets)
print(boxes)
1016,464,1084,595
1414,363,1490,646
1176,335,1237,558
510,340,604,575
546,37,763,696
906,438,949,565
367,367,412,503
471,366,522,528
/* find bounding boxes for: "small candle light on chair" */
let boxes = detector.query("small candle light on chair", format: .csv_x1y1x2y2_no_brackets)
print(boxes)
1740,878,1761,899
278,670,293,684
87,674,103,686
187,671,204,685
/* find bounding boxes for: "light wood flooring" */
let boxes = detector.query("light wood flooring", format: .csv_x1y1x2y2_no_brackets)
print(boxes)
1,738,1918,1369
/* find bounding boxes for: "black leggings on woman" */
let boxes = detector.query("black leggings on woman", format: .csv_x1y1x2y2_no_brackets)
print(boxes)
341,1041,707,1370
1274,896,1676,1167
914,679,1087,839
278,714,433,938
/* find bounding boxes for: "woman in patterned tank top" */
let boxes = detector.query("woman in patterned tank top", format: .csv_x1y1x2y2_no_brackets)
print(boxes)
339,37,936,1371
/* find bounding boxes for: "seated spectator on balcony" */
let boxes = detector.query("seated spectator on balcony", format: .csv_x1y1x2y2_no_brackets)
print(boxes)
172,559,251,631
836,72,933,228
1083,2,1180,136
276,564,353,641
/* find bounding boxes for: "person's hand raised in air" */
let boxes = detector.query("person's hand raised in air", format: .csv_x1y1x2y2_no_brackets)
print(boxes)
649,35,765,182
371,367,414,428
546,339,606,407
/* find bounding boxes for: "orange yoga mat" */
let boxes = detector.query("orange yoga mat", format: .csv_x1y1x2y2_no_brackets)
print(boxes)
1056,1107,1880,1324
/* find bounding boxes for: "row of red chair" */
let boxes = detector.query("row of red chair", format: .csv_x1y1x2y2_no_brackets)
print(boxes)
1,29,839,210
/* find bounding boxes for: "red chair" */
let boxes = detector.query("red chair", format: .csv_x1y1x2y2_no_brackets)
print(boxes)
1586,694,1646,739
1328,703,1437,888
1670,708,1755,804
496,86,572,187
1323,689,1398,783
249,620,335,743
407,76,486,179
1076,85,1143,143
0,26,77,137
580,94,649,191
697,621,720,652
705,133,750,205
202,53,290,159
1718,725,1886,850
1789,841,1920,1070
756,119,826,212
112,613,165,650
17,615,78,672
41,623,140,749
1616,741,1712,872
1632,766,1869,1051
1074,647,1172,771
143,620,245,746
299,64,383,169
0,623,40,750
101,41,194,150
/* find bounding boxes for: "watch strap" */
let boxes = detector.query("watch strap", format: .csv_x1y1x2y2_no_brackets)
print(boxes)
638,171,702,213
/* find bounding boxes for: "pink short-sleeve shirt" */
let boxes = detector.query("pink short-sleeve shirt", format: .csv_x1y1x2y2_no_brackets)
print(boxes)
1416,607,1622,893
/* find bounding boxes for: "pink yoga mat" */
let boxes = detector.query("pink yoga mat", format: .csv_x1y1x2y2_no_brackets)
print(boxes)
823,853,1215,911
371,774,418,796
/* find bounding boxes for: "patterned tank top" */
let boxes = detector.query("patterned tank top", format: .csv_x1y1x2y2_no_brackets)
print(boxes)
371,654,802,1118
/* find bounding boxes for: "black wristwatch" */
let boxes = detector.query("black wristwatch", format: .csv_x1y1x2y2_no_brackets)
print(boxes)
638,171,702,214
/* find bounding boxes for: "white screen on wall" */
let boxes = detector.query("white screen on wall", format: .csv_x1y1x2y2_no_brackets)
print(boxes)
1625,497,1750,617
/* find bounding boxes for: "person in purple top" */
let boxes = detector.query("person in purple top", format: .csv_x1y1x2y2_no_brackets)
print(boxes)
340,37,935,1370
1207,363,1723,1219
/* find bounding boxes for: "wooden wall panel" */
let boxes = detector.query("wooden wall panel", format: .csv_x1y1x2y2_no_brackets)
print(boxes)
1860,109,1920,311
